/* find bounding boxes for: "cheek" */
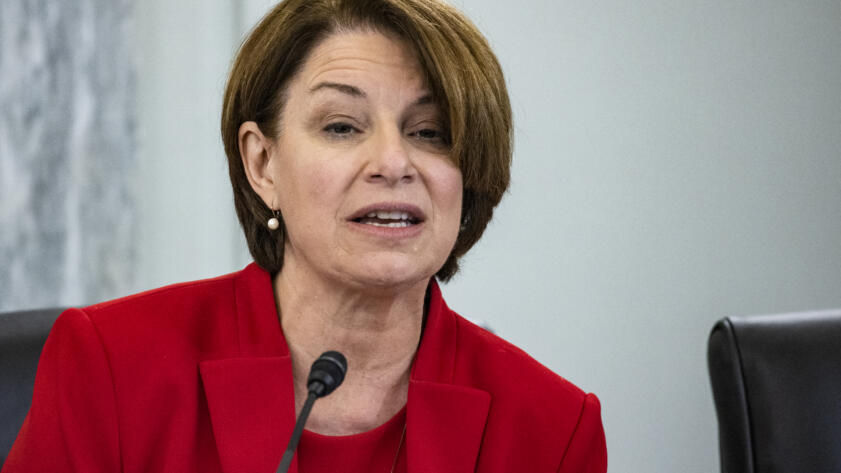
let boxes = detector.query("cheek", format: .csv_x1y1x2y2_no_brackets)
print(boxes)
304,165,338,201
429,164,464,231
276,159,349,229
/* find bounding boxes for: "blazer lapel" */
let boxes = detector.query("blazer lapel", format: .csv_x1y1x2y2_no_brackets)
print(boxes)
407,380,490,473
200,357,298,473
198,263,298,473
406,280,492,473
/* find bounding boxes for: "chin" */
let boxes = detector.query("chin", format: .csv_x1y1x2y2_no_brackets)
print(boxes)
347,257,438,293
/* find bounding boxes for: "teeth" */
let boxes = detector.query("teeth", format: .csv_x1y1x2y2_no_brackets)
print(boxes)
365,210,412,220
378,210,403,220
366,221,410,228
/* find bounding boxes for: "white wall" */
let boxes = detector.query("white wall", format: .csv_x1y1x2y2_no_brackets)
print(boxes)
135,0,250,291
134,2,841,472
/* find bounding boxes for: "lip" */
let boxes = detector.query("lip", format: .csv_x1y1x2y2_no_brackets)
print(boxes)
347,202,427,222
346,202,427,239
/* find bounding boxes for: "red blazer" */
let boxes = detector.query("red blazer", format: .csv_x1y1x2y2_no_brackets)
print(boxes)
4,263,606,473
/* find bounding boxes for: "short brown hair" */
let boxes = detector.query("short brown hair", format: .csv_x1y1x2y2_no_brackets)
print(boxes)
221,0,512,281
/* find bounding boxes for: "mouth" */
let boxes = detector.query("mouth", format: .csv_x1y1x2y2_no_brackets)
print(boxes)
348,204,425,229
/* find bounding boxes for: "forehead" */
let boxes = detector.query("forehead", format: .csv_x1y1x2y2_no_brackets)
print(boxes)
296,30,428,92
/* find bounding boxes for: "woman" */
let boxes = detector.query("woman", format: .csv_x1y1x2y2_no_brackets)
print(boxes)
4,0,606,472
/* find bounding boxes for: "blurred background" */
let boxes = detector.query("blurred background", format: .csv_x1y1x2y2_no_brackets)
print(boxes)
1,0,839,471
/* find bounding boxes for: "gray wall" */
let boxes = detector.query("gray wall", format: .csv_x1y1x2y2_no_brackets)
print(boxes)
3,1,839,471
444,1,841,471
0,0,136,311
134,0,246,291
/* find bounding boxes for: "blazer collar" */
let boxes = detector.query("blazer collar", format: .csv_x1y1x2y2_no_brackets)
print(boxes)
200,264,490,473
200,263,294,473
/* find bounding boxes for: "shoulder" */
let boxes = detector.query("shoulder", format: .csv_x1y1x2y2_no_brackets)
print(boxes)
450,311,606,470
82,269,240,323
54,266,255,368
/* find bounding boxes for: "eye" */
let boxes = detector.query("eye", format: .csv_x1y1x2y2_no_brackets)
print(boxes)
416,129,442,140
323,122,359,136
409,127,450,148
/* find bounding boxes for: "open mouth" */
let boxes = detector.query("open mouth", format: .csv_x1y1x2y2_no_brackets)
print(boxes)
352,210,422,228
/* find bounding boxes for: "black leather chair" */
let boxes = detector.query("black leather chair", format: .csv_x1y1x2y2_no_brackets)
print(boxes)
708,309,841,473
0,307,64,467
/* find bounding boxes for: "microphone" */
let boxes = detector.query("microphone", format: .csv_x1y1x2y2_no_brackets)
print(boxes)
275,351,348,473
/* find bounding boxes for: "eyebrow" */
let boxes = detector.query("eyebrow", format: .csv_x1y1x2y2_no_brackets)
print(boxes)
309,82,366,98
309,81,436,107
413,94,434,106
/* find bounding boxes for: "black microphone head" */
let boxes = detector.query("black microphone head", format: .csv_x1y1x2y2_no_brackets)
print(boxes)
307,351,347,398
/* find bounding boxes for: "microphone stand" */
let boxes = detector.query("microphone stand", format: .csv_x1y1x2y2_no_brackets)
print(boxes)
275,351,347,473
275,390,318,473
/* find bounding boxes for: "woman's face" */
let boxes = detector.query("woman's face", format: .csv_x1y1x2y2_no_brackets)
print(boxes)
264,30,463,291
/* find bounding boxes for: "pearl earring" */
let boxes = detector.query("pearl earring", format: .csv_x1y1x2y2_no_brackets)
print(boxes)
267,209,280,230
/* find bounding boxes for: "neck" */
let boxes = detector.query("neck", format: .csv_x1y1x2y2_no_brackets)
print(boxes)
273,258,427,435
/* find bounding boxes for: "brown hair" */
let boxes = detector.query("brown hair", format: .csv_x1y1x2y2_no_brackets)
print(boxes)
221,0,512,281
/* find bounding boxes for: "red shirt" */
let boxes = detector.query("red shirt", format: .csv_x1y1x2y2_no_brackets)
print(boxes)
297,407,407,473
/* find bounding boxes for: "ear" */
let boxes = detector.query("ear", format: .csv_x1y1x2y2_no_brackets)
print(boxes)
238,121,278,208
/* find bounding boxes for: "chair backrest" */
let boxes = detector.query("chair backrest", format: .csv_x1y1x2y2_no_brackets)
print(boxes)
0,307,64,467
707,309,841,473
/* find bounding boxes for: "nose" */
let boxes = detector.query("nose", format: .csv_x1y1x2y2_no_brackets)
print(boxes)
364,126,416,186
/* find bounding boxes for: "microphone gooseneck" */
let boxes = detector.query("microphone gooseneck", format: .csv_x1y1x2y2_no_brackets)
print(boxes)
275,351,348,473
